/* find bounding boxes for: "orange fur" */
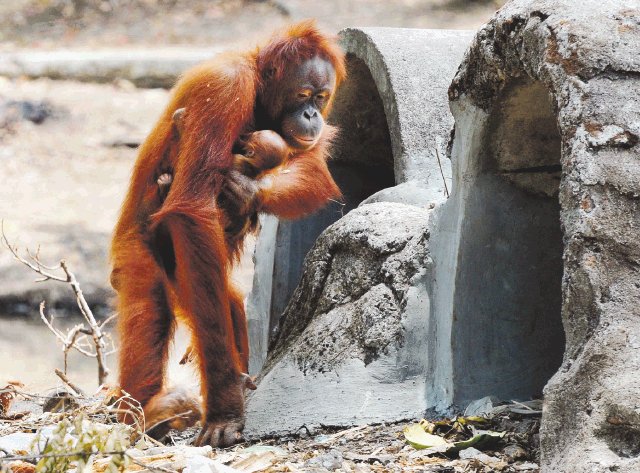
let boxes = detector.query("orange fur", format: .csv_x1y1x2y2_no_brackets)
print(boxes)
110,20,345,447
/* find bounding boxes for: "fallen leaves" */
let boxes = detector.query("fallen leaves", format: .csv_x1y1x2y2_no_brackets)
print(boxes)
0,387,542,473
0,381,28,421
404,416,504,454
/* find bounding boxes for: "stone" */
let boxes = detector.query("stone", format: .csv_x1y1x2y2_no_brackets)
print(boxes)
464,396,501,417
514,463,540,471
431,1,640,471
0,99,56,127
503,444,528,462
245,203,431,436
459,447,498,463
0,432,37,454
305,449,344,471
183,455,237,473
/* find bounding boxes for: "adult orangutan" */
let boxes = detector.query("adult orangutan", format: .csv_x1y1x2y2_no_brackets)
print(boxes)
110,21,345,447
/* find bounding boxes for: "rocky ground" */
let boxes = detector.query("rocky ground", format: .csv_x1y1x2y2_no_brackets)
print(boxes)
0,388,541,472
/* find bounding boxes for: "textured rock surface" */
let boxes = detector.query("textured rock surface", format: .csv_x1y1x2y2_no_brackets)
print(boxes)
246,203,431,436
436,1,640,471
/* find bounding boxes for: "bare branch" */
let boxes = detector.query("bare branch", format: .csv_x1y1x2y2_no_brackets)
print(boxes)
434,146,450,198
39,302,95,359
2,222,112,385
63,324,86,372
58,260,110,385
1,222,67,282
26,246,61,271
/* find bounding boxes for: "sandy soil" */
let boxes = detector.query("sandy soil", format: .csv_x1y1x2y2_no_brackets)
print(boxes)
0,77,164,313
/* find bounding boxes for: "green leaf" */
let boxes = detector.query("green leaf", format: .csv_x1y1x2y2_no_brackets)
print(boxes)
457,416,489,425
403,423,449,449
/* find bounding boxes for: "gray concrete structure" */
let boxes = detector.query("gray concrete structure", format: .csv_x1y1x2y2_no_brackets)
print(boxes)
248,2,640,471
441,1,638,471
246,202,432,436
429,1,640,470
245,27,474,375
427,81,566,411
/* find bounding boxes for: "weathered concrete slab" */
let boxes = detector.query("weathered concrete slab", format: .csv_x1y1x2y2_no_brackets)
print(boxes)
246,214,278,375
335,27,475,190
0,48,221,88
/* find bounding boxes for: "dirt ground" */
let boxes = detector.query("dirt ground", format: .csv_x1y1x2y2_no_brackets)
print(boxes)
2,392,542,472
0,78,251,393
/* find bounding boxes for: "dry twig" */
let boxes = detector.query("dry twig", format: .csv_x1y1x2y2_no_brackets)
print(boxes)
1,221,115,385
54,369,86,397
434,146,450,198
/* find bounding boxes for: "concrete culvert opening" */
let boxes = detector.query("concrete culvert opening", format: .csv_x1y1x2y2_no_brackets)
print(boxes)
453,80,566,405
268,53,395,330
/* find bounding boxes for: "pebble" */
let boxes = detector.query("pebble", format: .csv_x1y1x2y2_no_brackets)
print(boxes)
503,444,528,461
305,449,344,471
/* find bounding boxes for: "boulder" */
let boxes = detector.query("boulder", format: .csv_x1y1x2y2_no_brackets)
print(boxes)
246,203,431,436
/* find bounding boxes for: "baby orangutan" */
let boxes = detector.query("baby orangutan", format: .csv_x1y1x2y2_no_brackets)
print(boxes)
234,129,291,178
156,129,290,198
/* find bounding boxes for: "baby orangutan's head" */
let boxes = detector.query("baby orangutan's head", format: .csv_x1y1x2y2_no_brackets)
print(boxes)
243,130,291,170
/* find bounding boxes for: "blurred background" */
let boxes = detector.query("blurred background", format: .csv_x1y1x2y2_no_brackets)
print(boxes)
0,0,505,50
0,0,505,394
